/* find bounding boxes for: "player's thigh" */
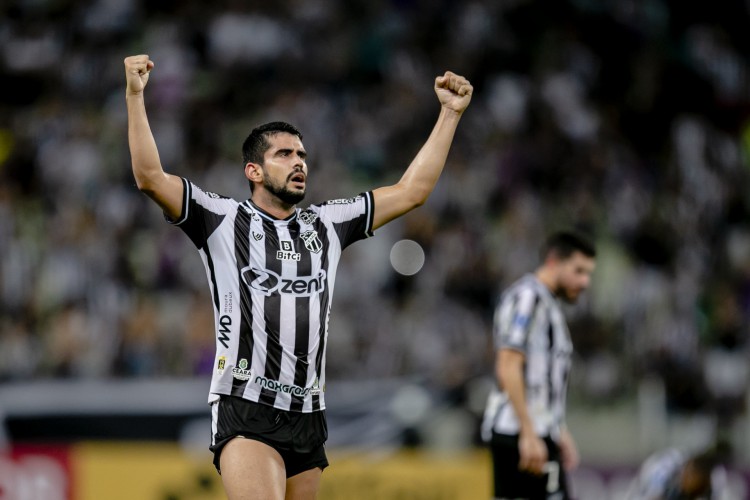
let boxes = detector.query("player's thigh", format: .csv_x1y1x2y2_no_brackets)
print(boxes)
285,467,323,500
220,437,287,500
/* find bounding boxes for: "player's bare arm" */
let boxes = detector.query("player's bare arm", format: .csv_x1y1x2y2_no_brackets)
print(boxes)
498,349,548,475
371,71,472,230
125,54,184,220
558,426,580,471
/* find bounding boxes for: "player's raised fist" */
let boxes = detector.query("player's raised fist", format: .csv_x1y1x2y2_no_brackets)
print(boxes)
124,55,155,96
434,71,473,114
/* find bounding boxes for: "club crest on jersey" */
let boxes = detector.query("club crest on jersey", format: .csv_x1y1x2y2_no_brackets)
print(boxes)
310,376,322,396
232,358,252,381
277,240,301,261
299,210,319,225
301,230,322,253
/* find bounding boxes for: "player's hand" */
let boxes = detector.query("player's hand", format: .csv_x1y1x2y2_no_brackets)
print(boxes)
124,55,155,96
559,427,580,471
518,430,548,475
434,71,472,114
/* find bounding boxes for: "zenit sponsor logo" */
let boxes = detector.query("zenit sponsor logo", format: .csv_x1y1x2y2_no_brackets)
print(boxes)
241,267,326,297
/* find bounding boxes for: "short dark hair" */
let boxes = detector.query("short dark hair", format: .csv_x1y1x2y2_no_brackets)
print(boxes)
541,231,596,261
242,121,303,166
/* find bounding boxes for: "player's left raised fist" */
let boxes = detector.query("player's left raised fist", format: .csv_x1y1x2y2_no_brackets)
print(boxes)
124,55,155,96
434,71,473,114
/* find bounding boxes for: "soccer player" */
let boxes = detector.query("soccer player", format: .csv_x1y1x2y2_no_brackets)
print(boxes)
625,447,730,500
124,54,472,500
480,232,596,500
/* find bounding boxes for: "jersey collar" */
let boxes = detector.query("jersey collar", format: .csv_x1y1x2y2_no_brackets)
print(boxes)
245,200,298,222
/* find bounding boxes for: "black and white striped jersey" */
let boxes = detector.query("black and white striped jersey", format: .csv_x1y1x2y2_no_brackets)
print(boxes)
481,274,573,441
169,178,374,413
625,448,728,500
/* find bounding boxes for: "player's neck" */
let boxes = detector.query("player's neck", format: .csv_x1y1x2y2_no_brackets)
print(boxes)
534,268,558,295
250,191,296,219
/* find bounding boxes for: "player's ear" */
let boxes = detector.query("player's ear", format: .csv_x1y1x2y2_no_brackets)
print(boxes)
245,162,263,183
543,250,559,267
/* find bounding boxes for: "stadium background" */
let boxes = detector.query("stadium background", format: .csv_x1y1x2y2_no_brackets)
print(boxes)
2,0,750,498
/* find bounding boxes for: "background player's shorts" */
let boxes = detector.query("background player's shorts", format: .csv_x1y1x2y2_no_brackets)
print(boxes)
209,395,329,478
489,432,570,500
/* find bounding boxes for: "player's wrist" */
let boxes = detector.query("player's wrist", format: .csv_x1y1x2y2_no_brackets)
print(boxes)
519,424,538,437
439,105,464,118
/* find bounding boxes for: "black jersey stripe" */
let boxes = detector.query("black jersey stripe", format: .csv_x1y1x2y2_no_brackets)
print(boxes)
289,218,311,412
258,218,283,407
204,246,221,315
547,322,555,408
310,222,332,411
230,207,254,397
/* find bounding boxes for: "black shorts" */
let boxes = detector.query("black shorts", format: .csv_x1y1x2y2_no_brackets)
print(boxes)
489,432,570,500
209,395,329,478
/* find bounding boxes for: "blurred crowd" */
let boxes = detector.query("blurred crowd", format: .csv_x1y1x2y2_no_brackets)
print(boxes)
1,0,750,429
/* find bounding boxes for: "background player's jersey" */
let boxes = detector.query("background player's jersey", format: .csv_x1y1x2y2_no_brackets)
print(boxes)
481,274,572,441
624,448,729,500
169,178,374,412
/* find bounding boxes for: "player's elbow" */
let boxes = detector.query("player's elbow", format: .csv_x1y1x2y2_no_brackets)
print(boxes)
402,183,431,209
133,168,166,195
134,175,157,195
409,195,427,209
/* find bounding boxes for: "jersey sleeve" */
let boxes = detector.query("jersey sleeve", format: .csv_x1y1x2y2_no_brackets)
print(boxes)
165,177,237,249
626,449,683,500
494,286,540,353
315,191,374,249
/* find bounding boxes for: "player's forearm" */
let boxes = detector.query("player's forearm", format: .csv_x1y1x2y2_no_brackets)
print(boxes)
127,93,167,193
396,107,463,205
500,363,537,436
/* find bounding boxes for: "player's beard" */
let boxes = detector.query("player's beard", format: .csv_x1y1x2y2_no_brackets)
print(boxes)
557,285,581,304
552,280,575,304
264,174,306,205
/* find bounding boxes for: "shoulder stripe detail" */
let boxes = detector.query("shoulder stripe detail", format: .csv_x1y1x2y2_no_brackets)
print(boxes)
171,177,192,226
364,191,374,237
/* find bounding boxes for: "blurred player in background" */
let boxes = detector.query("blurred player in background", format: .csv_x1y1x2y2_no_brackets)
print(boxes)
625,445,732,500
124,54,472,500
481,232,596,499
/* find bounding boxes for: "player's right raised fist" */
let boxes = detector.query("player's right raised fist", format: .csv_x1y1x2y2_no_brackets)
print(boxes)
124,55,155,96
